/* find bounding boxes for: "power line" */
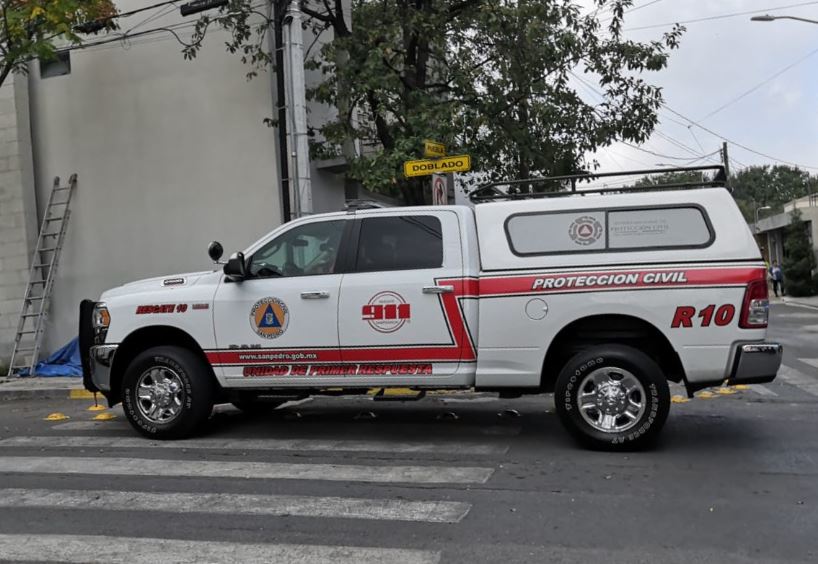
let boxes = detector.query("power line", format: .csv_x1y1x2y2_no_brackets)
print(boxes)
620,141,716,161
61,2,268,55
124,2,180,34
622,0,818,31
662,105,818,170
625,0,666,14
569,70,716,162
696,44,818,123
599,0,666,24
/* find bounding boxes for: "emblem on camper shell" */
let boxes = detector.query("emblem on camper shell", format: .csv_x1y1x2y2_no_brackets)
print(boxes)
568,216,604,246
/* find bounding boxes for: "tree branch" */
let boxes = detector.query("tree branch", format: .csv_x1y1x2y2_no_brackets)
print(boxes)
301,5,334,23
366,90,395,150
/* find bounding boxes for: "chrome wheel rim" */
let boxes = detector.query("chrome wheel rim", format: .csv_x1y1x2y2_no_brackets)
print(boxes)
135,367,185,424
578,366,646,433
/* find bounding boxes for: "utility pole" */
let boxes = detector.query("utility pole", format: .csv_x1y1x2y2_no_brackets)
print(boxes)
270,0,291,222
721,141,731,187
284,0,313,217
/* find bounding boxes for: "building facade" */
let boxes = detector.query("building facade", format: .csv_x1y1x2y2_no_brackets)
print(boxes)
752,194,818,267
0,0,347,363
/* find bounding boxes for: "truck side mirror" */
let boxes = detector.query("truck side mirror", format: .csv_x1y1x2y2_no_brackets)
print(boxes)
223,251,246,280
208,241,224,262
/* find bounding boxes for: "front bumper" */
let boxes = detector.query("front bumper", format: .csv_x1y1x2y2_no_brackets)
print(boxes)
89,344,118,393
728,342,783,385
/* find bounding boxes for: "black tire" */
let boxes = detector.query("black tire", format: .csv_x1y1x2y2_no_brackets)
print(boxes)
554,344,670,450
122,346,215,440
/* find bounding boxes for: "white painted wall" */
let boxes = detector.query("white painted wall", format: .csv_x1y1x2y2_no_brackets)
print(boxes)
0,75,39,362
28,1,344,353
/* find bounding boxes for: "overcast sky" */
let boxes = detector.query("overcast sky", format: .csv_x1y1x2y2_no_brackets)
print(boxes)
577,0,818,179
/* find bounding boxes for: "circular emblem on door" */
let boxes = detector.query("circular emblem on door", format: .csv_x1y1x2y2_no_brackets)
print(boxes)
250,297,289,339
363,291,411,334
568,216,603,246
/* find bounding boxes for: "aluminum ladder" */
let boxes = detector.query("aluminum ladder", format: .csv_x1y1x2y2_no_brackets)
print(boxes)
7,174,77,376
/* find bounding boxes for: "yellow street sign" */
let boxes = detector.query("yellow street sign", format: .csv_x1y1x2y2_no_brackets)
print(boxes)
423,140,446,158
404,155,471,178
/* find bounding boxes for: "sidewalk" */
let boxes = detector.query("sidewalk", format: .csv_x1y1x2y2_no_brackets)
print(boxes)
0,376,90,401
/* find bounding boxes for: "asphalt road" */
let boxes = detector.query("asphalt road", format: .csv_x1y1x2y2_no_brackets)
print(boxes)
0,302,816,563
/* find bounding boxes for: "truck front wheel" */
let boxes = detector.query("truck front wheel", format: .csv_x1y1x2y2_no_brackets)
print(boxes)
554,345,670,450
122,346,215,440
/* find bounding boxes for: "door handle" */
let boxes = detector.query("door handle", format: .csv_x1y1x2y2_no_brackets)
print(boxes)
422,285,454,294
301,291,330,299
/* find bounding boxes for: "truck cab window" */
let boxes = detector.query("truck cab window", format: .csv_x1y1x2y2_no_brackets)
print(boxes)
355,216,443,272
249,220,345,278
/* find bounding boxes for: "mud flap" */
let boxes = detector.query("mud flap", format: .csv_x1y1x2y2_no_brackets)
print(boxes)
78,299,97,393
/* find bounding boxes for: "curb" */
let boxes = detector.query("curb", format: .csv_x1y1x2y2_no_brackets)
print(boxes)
0,377,91,402
0,387,82,401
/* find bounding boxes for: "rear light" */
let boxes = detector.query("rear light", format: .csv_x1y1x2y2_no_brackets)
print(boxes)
739,279,769,328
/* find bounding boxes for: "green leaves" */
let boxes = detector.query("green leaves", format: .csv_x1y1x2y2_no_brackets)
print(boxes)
187,0,685,204
0,0,119,87
732,165,818,221
783,209,818,297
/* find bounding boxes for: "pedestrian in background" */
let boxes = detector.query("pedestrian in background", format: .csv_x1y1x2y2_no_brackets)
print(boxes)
769,262,784,297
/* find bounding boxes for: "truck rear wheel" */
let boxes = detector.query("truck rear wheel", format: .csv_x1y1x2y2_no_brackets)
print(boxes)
122,346,215,440
554,344,670,450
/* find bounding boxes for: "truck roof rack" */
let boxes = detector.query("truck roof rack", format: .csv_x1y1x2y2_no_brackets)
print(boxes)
344,199,387,212
469,165,728,204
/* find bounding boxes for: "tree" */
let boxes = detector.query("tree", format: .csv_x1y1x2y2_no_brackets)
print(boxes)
731,165,817,223
0,0,118,89
783,209,817,297
190,0,683,204
314,0,684,203
633,170,707,188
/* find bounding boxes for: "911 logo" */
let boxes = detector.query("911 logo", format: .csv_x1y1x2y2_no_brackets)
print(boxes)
568,216,604,246
362,291,411,333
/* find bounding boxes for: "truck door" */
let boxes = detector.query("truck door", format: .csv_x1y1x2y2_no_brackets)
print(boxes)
212,218,349,382
337,211,470,380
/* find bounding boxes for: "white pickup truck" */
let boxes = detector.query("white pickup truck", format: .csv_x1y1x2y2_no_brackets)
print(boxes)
80,166,781,449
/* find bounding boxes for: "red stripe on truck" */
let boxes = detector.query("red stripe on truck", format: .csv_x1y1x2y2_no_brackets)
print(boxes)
479,266,764,296
206,267,764,368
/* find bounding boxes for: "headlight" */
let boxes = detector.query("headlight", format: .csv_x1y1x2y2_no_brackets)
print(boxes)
92,303,111,329
92,303,110,344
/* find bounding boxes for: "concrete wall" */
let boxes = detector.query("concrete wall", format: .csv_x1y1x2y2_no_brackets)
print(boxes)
755,206,818,266
24,1,343,354
0,75,39,363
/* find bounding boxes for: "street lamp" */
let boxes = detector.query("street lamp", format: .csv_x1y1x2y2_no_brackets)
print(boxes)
751,14,818,25
755,205,772,232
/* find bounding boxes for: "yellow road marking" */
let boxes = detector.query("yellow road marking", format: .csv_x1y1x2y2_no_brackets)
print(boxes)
44,413,69,421
366,388,382,396
92,413,116,421
732,384,750,390
382,388,419,396
697,391,715,399
716,387,737,395
671,395,689,404
87,405,107,412
69,389,95,400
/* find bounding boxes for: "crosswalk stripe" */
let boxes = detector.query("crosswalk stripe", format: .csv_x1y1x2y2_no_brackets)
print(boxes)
0,456,493,484
0,534,440,564
798,358,818,369
0,488,471,523
778,365,818,397
0,435,507,455
51,421,111,431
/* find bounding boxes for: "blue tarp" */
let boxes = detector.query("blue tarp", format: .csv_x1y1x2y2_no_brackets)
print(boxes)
18,337,82,377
